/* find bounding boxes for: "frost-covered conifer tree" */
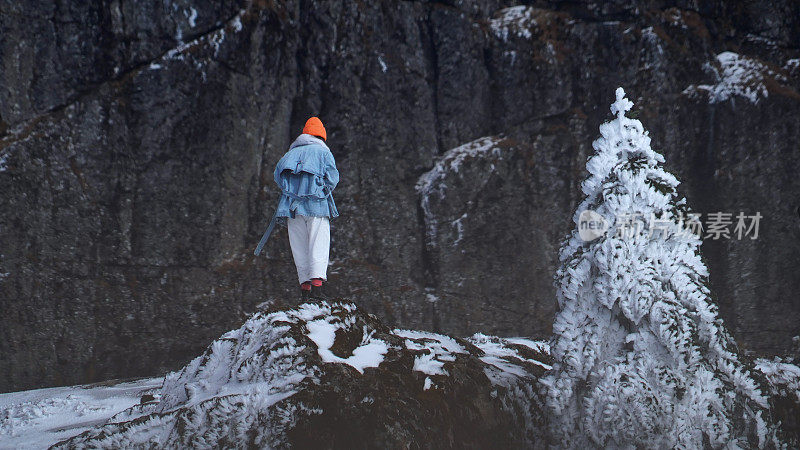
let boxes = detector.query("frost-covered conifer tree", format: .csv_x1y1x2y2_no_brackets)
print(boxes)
542,88,779,448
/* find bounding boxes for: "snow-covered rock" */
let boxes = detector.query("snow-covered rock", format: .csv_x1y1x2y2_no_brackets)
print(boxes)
416,135,504,248
51,300,551,448
414,133,565,341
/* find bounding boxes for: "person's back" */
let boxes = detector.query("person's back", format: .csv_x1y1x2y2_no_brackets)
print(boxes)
273,133,339,220
268,117,339,300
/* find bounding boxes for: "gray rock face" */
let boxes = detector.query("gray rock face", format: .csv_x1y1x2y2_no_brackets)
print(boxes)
1,0,799,391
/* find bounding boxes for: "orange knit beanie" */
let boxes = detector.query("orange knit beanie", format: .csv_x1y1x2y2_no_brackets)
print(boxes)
303,117,327,141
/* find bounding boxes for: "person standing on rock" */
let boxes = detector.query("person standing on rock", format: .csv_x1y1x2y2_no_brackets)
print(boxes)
254,117,339,300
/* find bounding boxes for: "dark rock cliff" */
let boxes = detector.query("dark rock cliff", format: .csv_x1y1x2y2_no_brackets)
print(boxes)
1,0,798,392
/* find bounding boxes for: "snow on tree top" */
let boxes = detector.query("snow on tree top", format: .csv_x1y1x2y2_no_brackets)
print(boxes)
610,87,633,116
576,87,672,226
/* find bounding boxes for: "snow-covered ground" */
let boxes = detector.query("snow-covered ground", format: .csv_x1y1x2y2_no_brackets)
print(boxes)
0,378,162,449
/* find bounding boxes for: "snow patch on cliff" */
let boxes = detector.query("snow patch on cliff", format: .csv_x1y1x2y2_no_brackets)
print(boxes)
471,334,552,373
0,151,9,172
158,8,247,81
416,136,502,194
186,7,197,28
491,6,537,41
469,334,552,385
417,136,503,248
684,52,785,104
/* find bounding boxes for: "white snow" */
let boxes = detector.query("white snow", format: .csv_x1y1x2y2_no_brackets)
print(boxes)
378,55,387,73
491,6,537,41
394,329,466,356
269,301,353,325
161,8,246,72
745,34,777,47
452,212,468,246
423,377,433,390
413,352,448,376
0,378,161,449
755,358,800,398
468,334,552,389
684,52,785,104
641,27,664,56
0,151,9,172
394,329,467,377
469,334,552,375
505,337,550,354
306,319,389,373
416,136,502,194
187,7,197,27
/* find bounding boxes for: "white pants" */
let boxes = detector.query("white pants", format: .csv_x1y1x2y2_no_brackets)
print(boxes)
287,216,330,284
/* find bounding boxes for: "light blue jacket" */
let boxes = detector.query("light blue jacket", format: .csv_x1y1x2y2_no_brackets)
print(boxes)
273,134,339,219
254,134,339,255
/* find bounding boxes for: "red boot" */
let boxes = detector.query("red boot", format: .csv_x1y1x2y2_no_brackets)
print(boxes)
309,278,329,301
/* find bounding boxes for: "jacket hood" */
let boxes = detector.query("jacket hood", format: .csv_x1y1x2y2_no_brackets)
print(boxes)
289,134,330,151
